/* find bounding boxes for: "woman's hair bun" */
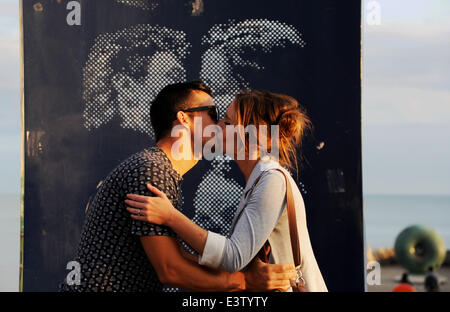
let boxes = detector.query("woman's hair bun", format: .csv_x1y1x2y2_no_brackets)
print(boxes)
276,102,312,146
233,89,313,171
277,109,304,143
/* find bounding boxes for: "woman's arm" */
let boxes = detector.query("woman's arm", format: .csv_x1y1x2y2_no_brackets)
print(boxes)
200,171,287,272
125,184,210,255
178,241,200,263
126,172,287,273
167,207,209,255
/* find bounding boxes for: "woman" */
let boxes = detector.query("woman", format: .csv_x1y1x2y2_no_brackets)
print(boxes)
126,90,327,292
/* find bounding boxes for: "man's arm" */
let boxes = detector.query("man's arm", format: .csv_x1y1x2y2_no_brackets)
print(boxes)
140,235,294,292
142,235,243,291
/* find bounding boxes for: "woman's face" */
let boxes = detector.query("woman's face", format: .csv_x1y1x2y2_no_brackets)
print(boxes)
219,100,258,161
219,99,270,162
218,100,237,158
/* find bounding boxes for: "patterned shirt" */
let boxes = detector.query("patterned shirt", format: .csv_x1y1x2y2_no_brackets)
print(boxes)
60,147,182,292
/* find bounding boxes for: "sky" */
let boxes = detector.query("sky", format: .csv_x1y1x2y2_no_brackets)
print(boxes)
0,0,449,195
362,0,450,194
0,0,20,196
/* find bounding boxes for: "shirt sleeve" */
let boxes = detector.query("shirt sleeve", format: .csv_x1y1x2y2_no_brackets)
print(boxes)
198,170,287,272
128,164,178,238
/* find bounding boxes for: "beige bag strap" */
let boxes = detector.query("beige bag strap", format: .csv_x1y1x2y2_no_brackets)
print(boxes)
274,169,302,268
239,167,302,268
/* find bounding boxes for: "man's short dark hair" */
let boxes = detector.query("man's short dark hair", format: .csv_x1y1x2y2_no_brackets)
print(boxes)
150,80,212,141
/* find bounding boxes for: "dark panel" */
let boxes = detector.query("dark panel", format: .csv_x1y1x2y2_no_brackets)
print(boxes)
22,0,363,291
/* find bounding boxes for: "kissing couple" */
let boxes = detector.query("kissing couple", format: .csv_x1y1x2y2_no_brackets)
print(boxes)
61,80,327,292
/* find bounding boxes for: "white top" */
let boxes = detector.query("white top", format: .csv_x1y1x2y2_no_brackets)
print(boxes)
198,157,328,292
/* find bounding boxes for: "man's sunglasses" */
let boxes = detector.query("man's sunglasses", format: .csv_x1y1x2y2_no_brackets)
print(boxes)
181,105,219,123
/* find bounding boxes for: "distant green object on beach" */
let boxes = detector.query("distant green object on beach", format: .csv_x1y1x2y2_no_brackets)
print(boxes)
394,225,446,274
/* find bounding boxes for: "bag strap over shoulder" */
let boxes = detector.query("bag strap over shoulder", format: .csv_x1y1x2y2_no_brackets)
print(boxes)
244,167,302,268
248,167,306,292
273,168,302,268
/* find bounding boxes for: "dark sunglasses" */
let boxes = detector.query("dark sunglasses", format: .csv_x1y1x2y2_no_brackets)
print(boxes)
181,105,219,123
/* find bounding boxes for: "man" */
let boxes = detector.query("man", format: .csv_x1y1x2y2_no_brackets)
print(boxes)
61,81,295,292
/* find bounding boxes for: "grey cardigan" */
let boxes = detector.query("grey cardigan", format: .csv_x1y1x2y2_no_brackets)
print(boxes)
198,157,328,292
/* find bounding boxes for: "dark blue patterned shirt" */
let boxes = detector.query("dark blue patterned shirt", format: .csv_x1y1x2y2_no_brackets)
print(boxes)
61,147,182,292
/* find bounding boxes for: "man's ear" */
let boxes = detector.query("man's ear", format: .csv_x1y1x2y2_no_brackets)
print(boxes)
176,111,190,128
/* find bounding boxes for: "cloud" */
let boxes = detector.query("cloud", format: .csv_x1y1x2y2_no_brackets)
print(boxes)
0,0,19,19
0,131,20,195
362,123,450,195
0,18,19,93
0,89,20,129
0,0,20,92
361,0,450,195
364,0,450,28
362,2,450,126
363,25,450,92
363,85,450,125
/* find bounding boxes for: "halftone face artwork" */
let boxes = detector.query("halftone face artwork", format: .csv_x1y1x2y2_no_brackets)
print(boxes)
21,0,363,291
81,15,306,238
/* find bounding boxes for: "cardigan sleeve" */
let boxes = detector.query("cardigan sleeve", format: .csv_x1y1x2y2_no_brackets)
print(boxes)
198,170,287,272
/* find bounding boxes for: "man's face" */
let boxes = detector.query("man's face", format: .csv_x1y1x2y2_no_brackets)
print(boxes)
184,90,218,148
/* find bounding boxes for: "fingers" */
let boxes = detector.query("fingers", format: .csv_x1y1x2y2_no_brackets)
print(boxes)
126,207,144,216
146,184,167,199
259,280,291,292
273,272,297,281
269,263,296,274
126,193,152,202
268,280,292,291
266,267,296,283
124,199,147,210
128,208,161,224
126,184,168,202
130,214,150,222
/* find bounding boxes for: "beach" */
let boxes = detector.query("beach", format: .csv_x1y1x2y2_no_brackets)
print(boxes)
368,264,450,292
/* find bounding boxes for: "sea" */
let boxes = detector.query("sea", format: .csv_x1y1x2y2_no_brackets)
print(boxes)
0,193,449,291
364,194,450,249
